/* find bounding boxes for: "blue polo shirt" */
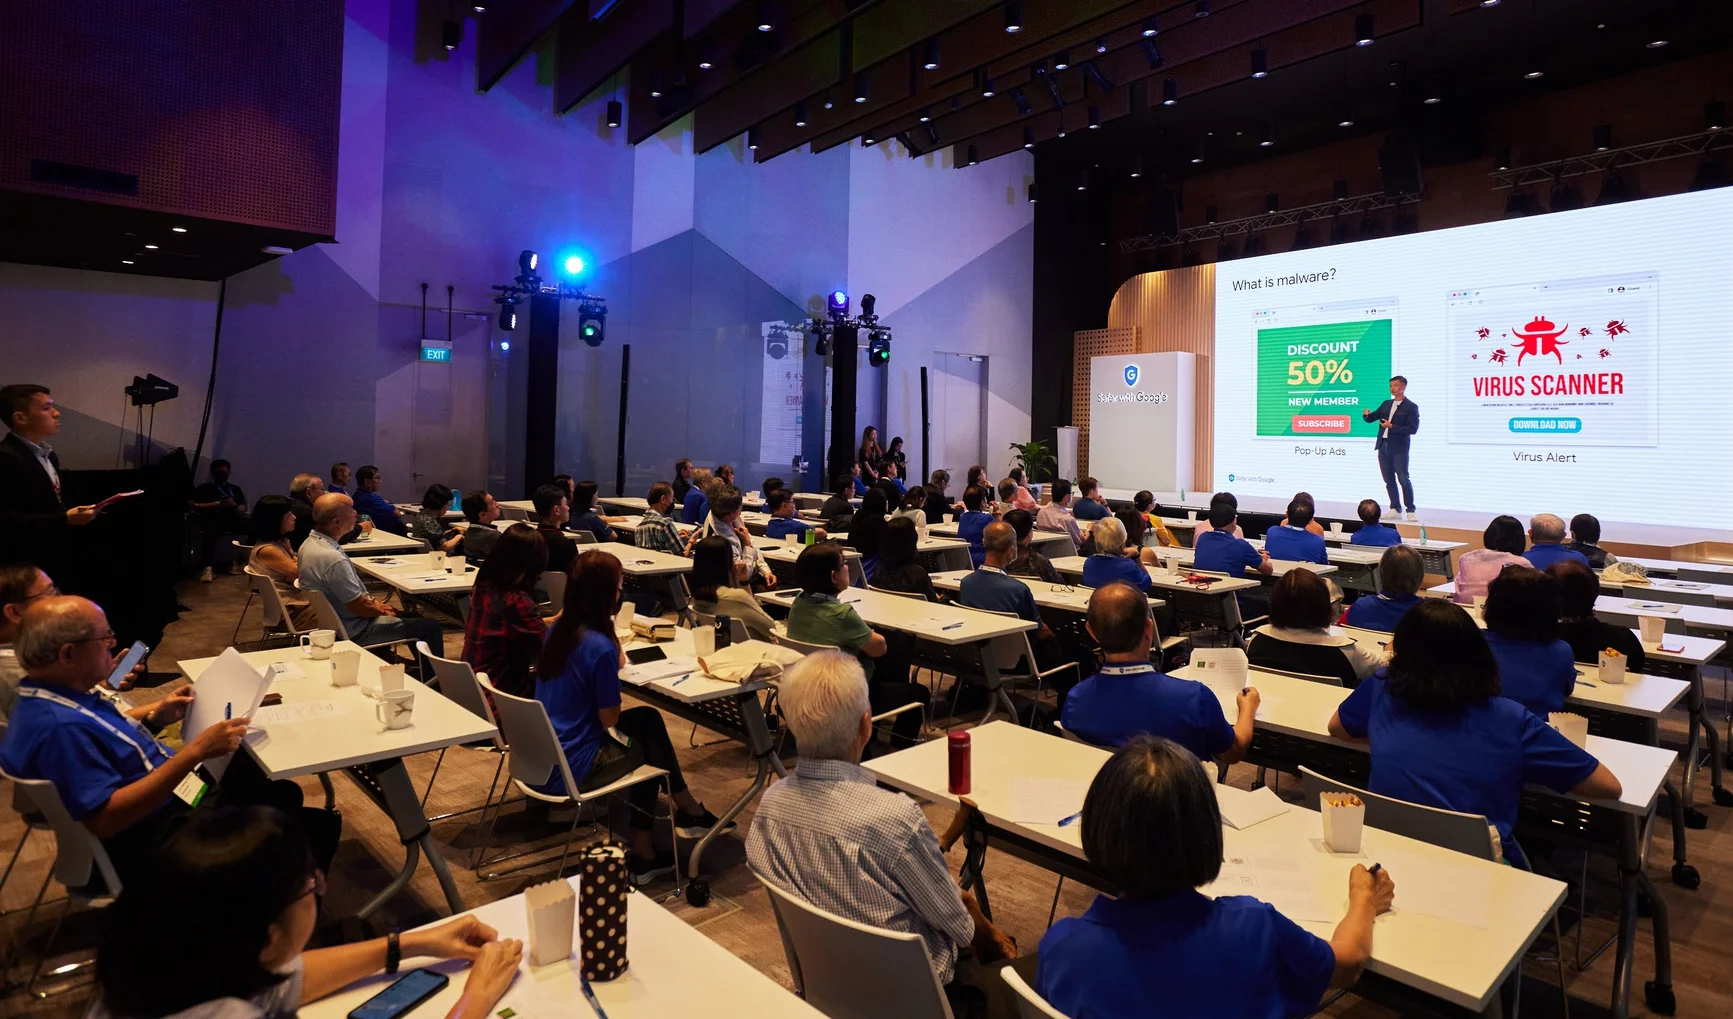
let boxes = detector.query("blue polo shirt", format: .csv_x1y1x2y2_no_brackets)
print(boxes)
1037,890,1335,1019
1522,543,1591,572
0,682,173,821
1483,632,1578,716
1350,523,1401,547
1336,671,1600,856
765,515,814,540
957,566,1039,624
1344,592,1420,633
681,487,710,525
1081,554,1151,594
570,510,611,544
956,511,994,568
1072,498,1111,522
1193,529,1264,576
853,476,869,496
535,628,621,790
352,489,408,535
1264,525,1328,564
1062,663,1233,761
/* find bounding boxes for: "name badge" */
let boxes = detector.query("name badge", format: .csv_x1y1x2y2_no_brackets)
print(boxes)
173,772,210,807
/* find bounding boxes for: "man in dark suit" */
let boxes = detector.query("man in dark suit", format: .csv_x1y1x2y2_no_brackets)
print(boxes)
0,384,98,570
1361,375,1419,521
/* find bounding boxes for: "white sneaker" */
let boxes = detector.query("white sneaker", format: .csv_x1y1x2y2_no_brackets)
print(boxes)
1382,507,1401,519
1403,511,1418,522
199,566,214,583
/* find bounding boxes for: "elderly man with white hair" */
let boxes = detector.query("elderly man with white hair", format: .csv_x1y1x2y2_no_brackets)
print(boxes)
1079,516,1153,594
745,650,1024,1017
1522,513,1591,572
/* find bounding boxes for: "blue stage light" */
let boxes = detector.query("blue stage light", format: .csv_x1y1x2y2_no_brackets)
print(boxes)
499,340,510,352
563,255,585,275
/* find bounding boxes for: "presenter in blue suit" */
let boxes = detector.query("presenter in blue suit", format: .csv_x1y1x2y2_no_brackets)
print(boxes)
1361,375,1419,521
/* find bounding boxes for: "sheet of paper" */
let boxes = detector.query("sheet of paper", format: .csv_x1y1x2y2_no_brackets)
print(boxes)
186,648,270,779
1215,784,1290,830
1215,855,1334,923
1626,600,1682,614
1369,847,1493,928
1008,777,1089,825
620,656,699,686
252,700,345,726
1190,647,1249,689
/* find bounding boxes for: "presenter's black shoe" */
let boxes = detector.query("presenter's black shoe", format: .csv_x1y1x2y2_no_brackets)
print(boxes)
675,806,736,838
628,850,678,885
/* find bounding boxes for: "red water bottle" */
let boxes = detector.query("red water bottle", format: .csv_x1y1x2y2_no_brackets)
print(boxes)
948,731,972,795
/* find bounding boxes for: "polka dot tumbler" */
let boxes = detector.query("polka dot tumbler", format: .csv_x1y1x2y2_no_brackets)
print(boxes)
579,843,630,981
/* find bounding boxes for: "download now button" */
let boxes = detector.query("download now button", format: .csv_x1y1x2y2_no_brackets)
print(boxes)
1292,415,1351,434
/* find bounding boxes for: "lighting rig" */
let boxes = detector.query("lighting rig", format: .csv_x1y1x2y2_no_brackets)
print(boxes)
492,249,609,346
806,289,892,366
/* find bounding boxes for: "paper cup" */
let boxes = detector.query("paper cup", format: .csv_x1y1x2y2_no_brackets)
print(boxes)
1187,510,1199,521
331,649,361,687
301,629,336,660
614,603,635,636
447,555,466,573
1329,521,1344,534
1638,615,1665,643
375,688,415,729
429,550,447,569
524,881,576,969
693,625,716,657
1321,798,1365,854
1550,711,1589,748
378,663,406,695
1598,651,1627,685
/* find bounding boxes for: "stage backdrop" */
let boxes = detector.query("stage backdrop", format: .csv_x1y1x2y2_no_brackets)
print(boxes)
1088,353,1195,493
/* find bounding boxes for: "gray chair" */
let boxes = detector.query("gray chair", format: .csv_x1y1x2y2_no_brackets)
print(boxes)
757,871,955,1019
967,606,1079,727
772,631,927,741
1002,966,1069,1019
302,588,411,655
240,565,305,649
1297,767,1567,1019
541,569,567,610
413,641,508,827
499,504,531,522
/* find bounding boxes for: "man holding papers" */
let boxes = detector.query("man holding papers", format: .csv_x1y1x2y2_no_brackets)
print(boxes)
0,597,338,891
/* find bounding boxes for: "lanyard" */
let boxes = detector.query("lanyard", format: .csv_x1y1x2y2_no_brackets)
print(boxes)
1097,663,1156,677
16,686,161,773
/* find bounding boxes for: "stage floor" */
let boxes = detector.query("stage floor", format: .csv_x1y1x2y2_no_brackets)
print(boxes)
1097,488,1733,554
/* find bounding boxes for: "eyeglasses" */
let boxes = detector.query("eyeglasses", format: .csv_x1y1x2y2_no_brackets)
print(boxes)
291,870,328,904
70,630,117,647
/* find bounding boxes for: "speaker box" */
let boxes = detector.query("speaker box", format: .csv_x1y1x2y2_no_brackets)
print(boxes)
1145,190,1180,238
0,0,344,279
1379,139,1424,197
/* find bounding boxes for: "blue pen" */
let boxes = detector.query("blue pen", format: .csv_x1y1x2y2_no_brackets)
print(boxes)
224,702,232,720
670,673,692,687
1368,863,1382,877
1058,810,1083,827
578,972,611,1019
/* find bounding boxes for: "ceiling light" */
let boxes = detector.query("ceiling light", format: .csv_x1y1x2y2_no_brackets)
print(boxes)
1077,168,1088,191
981,74,997,98
918,107,932,123
1003,1,1023,34
1088,106,1101,130
1707,101,1726,130
442,20,461,50
1057,128,1066,138
1205,205,1218,223
1194,1,1210,18
1143,40,1163,69
1251,48,1268,78
862,132,875,145
967,143,980,166
606,99,622,128
1259,123,1274,147
1646,37,1669,49
1095,38,1108,54
1354,14,1374,46
1190,140,1204,163
1494,145,1511,170
1265,192,1279,213
748,125,761,150
1522,49,1543,79
1593,124,1612,151
172,226,188,233
1027,181,1038,203
1023,126,1036,149
1337,102,1354,127
1142,16,1158,37
144,244,158,249
822,93,834,109
698,54,714,71
1130,154,1143,178
648,69,664,98
755,1,774,32
923,38,941,71
794,101,809,127
1054,51,1070,71
1162,78,1178,106
1013,88,1032,115
1333,178,1349,201
1480,0,1500,6
472,2,486,9
121,259,134,265
853,72,869,102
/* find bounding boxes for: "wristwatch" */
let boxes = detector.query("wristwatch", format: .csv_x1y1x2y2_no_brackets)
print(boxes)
385,930,401,974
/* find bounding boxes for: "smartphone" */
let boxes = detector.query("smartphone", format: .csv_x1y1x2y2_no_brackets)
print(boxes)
347,969,450,1019
626,645,668,665
108,640,149,689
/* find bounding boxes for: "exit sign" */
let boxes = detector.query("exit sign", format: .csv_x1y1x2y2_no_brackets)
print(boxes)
419,341,452,363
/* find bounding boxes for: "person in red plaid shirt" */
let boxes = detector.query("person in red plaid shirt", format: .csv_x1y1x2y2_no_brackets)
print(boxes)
462,525,554,697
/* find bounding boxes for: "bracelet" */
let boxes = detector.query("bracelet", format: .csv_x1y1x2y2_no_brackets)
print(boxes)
385,930,401,974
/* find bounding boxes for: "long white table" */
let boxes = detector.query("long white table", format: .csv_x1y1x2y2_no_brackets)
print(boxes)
1619,555,1733,584
825,531,974,572
1323,533,1466,575
1165,664,1679,1019
353,553,478,596
587,542,694,614
597,494,651,513
1055,551,1337,581
341,529,428,556
928,520,1078,558
179,642,495,917
863,721,1566,1014
928,569,1163,614
298,878,822,1019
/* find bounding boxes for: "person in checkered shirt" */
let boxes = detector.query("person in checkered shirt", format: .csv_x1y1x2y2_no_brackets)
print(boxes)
635,483,686,555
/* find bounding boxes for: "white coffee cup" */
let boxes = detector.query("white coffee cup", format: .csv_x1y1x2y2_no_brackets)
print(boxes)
1187,510,1198,521
331,649,361,687
1329,521,1344,534
1638,615,1665,643
378,663,406,695
1599,650,1627,685
429,549,447,569
615,603,635,636
693,625,716,657
1320,796,1365,854
447,555,466,573
301,629,336,660
376,688,415,730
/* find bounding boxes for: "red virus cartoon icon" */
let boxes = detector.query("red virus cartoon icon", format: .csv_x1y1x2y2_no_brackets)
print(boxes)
1510,316,1569,366
1476,327,1491,339
1605,319,1629,338
1489,349,1507,364
1599,348,1611,359
1578,327,1592,337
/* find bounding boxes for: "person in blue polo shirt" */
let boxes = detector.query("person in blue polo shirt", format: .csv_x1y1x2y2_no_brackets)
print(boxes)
1037,735,1394,1018
350,465,408,535
1481,565,1577,716
1349,499,1402,547
957,523,1042,626
1330,598,1620,862
1521,513,1591,572
764,488,823,541
1071,477,1112,522
955,485,995,569
1080,517,1152,594
1192,501,1273,577
1344,544,1425,632
1264,498,1329,564
680,467,713,525
1064,582,1257,760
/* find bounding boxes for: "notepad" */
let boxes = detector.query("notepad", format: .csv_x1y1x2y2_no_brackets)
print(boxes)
1190,647,1249,689
1216,855,1333,923
186,649,271,779
1009,778,1089,825
1627,601,1682,613
1370,847,1493,928
1215,784,1289,830
620,656,698,685
252,700,344,725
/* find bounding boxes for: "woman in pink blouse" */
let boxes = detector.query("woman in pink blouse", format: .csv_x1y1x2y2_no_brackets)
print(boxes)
1452,514,1530,604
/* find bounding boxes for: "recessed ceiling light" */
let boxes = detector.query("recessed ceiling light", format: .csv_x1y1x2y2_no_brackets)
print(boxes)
172,226,188,233
121,259,134,265
144,244,159,249
1646,38,1669,49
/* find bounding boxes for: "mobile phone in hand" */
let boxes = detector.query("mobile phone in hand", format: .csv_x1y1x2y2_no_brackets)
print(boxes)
108,641,149,689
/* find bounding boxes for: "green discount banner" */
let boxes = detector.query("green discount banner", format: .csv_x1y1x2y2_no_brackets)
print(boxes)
1255,320,1393,438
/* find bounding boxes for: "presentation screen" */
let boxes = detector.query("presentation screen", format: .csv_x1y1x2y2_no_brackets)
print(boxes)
1211,188,1733,524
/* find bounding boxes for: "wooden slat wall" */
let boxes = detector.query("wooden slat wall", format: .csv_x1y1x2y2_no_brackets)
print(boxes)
1095,264,1215,491
1069,327,1139,478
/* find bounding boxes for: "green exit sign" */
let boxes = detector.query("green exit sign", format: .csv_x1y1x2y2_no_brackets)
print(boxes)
419,342,452,363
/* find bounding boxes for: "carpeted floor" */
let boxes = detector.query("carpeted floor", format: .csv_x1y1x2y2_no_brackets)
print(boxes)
3,568,1730,1017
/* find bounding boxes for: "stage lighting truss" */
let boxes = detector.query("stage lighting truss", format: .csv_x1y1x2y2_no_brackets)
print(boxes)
800,293,892,366
490,263,609,338
1118,189,1419,252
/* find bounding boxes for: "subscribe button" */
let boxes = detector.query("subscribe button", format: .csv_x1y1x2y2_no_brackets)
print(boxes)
1291,415,1351,434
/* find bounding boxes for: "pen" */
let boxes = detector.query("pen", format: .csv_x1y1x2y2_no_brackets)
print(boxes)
1058,810,1083,827
224,702,232,720
671,673,692,687
1368,863,1382,877
579,972,611,1019
941,621,965,630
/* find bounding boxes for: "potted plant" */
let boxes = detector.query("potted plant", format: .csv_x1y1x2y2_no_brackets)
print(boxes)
1008,439,1057,483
